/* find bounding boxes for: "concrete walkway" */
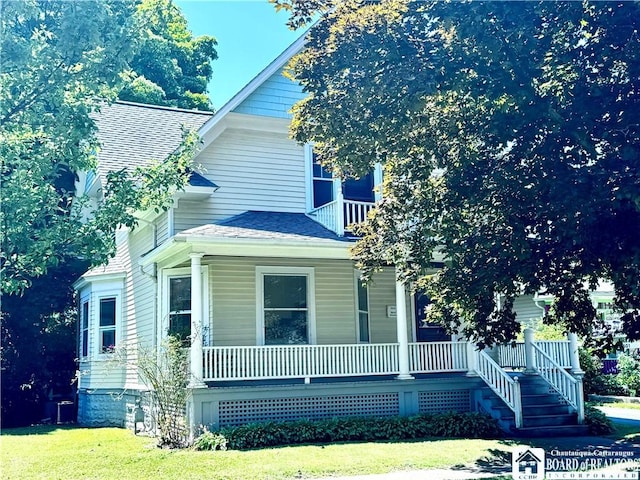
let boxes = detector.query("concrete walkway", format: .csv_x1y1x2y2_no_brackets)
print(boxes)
314,409,640,480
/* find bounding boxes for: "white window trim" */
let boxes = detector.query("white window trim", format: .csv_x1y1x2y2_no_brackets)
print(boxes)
160,265,210,344
255,266,316,346
94,291,121,358
354,271,371,344
79,295,90,360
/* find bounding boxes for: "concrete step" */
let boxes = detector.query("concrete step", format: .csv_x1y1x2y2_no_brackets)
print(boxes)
513,424,591,438
523,413,577,428
521,393,560,406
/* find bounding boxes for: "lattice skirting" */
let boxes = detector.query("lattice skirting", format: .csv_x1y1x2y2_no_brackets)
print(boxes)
218,393,400,427
418,390,471,413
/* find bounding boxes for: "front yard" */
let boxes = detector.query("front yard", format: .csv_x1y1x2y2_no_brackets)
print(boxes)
1,425,507,479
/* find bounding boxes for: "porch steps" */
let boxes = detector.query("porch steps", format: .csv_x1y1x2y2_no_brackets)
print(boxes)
479,374,589,437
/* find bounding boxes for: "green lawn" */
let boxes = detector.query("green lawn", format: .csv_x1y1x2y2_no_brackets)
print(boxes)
1,426,508,480
604,402,640,410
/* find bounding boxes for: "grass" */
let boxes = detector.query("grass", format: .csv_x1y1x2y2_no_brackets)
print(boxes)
1,425,510,480
603,402,640,410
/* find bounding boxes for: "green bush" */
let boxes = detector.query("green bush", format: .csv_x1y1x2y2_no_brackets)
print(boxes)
617,353,640,396
192,426,228,451
583,404,614,435
193,412,502,451
579,348,628,397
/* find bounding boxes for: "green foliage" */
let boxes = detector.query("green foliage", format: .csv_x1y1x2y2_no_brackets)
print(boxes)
579,348,631,397
119,0,217,110
584,404,614,435
114,337,191,448
0,260,86,427
282,0,640,347
198,413,502,451
617,353,640,395
192,426,228,451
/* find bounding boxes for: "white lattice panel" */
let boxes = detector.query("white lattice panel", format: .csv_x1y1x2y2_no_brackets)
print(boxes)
418,390,471,413
218,393,400,426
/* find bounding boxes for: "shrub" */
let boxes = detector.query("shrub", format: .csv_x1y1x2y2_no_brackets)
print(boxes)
579,348,628,397
193,412,502,451
616,353,640,396
193,427,228,451
583,404,614,435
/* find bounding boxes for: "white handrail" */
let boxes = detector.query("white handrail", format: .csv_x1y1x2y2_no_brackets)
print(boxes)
308,200,339,233
497,341,571,368
476,350,523,428
409,342,468,373
343,200,374,230
532,343,584,422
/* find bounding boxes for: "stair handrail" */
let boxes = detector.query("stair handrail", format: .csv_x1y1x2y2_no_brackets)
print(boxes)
476,349,523,428
531,342,584,423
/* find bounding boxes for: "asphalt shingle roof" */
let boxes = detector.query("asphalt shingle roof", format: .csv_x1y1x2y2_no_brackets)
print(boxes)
179,211,354,243
92,101,213,183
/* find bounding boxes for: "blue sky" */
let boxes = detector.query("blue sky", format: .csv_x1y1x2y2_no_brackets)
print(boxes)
175,0,306,110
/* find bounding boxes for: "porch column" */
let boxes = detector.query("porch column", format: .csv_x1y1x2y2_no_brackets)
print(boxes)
523,327,537,374
189,253,206,388
334,181,345,236
568,332,583,374
395,271,414,380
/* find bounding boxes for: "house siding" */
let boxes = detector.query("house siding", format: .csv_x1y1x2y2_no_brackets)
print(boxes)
232,68,305,119
155,211,169,244
174,128,306,232
514,295,544,328
201,257,397,347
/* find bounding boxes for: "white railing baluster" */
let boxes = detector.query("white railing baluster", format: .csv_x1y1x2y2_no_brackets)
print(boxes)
476,349,523,428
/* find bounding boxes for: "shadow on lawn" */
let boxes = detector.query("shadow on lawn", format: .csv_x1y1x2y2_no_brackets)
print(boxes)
0,424,85,436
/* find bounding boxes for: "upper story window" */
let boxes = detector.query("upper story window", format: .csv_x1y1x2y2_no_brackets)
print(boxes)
312,156,334,208
169,276,192,346
99,297,117,353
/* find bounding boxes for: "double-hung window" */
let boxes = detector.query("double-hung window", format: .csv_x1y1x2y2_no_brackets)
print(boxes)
312,154,334,208
80,300,89,358
168,276,192,345
257,267,315,345
99,297,117,353
355,277,370,343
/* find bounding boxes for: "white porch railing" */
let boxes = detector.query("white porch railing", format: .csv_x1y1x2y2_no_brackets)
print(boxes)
409,342,468,373
308,199,375,236
532,343,584,422
497,341,571,368
476,349,523,428
202,342,472,382
203,343,400,381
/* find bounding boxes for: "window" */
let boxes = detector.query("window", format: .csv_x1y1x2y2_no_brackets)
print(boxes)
355,277,370,343
99,297,117,353
169,276,191,345
257,267,315,345
343,172,375,202
81,300,89,357
312,155,334,208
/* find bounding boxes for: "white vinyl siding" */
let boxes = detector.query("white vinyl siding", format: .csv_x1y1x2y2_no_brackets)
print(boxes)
513,295,545,328
205,257,372,347
233,68,305,119
173,128,306,232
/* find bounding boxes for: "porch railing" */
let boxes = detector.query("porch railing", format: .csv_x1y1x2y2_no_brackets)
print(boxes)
476,349,523,428
202,342,472,382
203,343,399,381
532,343,584,422
308,199,375,236
497,341,571,369
409,341,468,373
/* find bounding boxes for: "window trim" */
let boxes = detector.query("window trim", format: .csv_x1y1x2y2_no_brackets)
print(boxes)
255,266,316,346
354,271,370,343
160,266,210,345
94,292,121,357
80,298,90,359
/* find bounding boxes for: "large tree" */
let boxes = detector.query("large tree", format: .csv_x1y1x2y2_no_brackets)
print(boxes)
118,0,218,110
0,0,200,426
278,0,640,346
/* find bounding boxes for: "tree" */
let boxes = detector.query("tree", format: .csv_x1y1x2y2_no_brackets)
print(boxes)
278,0,640,346
0,0,200,426
118,0,218,110
1,0,199,295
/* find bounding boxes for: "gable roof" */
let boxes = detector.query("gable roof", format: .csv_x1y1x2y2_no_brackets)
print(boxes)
92,101,213,183
197,34,306,144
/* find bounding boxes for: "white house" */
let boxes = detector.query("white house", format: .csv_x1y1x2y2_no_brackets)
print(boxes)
74,36,587,437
